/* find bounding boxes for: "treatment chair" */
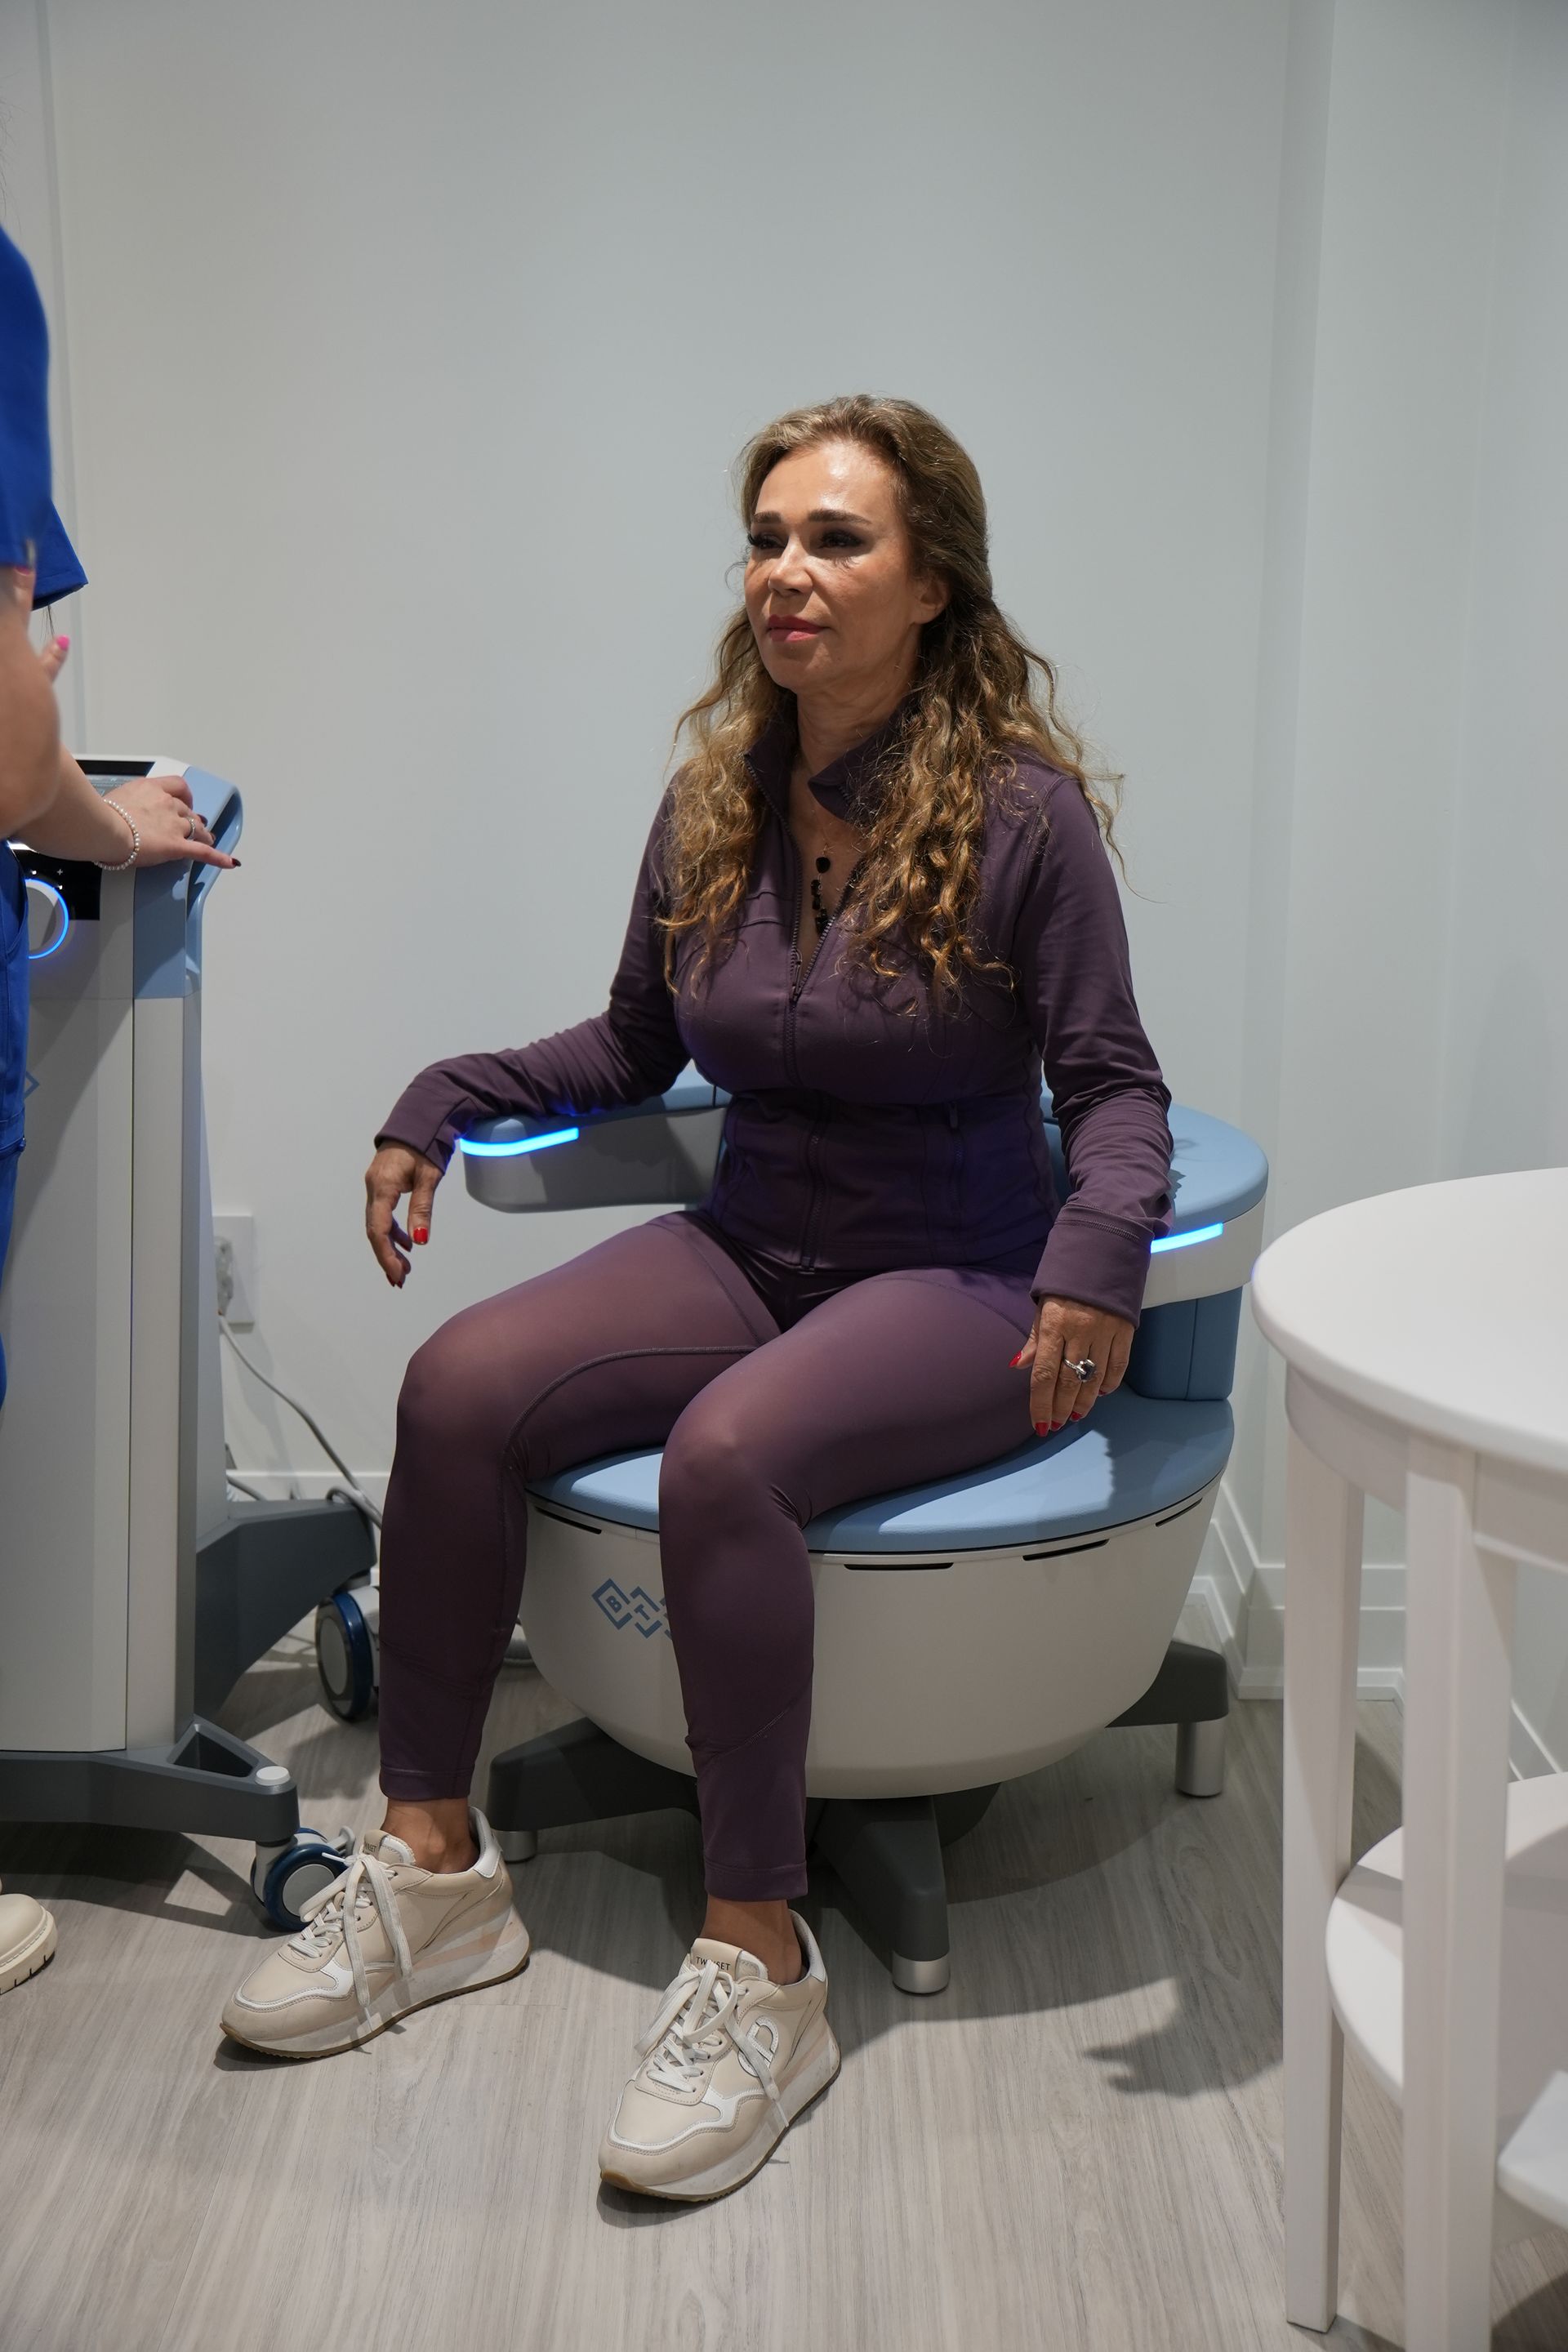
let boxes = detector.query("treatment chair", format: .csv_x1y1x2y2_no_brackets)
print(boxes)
327,1074,1267,1993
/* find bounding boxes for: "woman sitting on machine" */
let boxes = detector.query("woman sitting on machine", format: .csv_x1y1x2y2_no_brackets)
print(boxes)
221,393,1173,2204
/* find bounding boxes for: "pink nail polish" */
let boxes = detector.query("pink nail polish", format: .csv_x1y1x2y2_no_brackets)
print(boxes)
55,634,69,652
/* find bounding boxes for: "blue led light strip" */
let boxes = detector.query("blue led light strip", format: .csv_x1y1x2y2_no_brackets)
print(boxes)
1150,1221,1224,1254
26,881,69,962
458,1125,581,1159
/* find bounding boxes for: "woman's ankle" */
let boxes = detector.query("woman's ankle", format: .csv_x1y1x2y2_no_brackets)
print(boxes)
701,1897,804,1984
381,1798,478,1874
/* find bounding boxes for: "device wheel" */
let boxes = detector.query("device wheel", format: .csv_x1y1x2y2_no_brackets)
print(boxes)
315,1586,377,1721
256,1830,351,1933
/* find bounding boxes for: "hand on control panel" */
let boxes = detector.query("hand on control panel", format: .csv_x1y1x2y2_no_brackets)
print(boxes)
100,768,239,872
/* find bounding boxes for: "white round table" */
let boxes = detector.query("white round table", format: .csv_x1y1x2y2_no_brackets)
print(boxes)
1251,1169,1568,2350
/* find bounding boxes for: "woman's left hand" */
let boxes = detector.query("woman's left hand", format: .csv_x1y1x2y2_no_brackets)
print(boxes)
103,768,238,871
1012,1295,1135,1436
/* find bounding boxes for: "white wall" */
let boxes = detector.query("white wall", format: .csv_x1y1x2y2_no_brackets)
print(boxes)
1439,0,1568,1770
1209,0,1568,1770
5,0,1290,1476
4,0,1567,1757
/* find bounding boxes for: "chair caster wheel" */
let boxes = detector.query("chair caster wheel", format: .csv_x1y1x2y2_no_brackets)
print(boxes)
315,1583,379,1722
496,1829,538,1864
252,1829,353,1932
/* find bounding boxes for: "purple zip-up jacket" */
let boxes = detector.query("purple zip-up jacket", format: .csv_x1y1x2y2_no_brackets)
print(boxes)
379,705,1174,1325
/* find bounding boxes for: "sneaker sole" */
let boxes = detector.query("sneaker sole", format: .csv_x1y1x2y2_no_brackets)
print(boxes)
599,2020,843,2203
0,1910,57,1997
220,1913,532,2061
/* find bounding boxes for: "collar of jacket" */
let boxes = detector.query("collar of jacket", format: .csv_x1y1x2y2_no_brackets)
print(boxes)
743,690,921,826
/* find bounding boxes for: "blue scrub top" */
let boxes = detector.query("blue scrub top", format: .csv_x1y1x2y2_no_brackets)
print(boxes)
1,223,86,1404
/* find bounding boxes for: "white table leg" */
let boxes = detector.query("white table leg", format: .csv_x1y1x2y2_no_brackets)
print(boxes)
1402,1440,1515,2352
1283,1424,1365,2332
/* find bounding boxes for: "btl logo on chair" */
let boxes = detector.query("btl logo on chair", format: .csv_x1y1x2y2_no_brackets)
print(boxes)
591,1579,671,1641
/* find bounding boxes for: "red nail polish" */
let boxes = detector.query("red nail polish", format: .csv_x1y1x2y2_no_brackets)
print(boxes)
1034,1422,1048,1436
412,1227,429,1245
1070,1410,1084,1422
1009,1349,1026,1368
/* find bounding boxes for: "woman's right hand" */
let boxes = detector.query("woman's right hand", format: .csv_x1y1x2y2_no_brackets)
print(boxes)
365,1143,443,1288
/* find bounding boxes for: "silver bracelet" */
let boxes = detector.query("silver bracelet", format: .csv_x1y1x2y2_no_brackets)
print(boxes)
97,796,140,872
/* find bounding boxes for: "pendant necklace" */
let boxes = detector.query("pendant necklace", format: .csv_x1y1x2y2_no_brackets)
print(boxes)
808,849,867,938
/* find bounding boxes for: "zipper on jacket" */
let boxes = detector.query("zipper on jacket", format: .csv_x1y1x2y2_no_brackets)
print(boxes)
782,822,861,1269
947,1102,964,1243
779,827,817,1258
785,830,805,1047
800,1096,828,1270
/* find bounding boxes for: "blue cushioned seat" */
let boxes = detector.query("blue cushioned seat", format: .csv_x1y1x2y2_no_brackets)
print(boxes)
528,1385,1233,1555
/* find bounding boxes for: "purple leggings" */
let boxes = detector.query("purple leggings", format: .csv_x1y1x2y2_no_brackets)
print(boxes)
377,1210,1039,1900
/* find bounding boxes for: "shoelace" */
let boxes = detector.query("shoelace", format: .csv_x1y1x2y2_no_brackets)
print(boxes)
291,1848,412,2021
637,1957,789,2129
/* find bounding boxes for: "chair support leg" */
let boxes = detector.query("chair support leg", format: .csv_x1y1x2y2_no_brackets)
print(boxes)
1175,1715,1227,1797
812,1795,952,1994
486,1717,697,1860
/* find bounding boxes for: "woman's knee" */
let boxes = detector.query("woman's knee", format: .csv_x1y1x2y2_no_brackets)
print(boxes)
395,1305,522,1458
659,1399,799,1537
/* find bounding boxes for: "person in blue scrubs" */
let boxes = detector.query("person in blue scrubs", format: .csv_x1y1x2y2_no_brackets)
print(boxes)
0,220,85,1997
0,222,237,1998
0,224,238,1414
0,222,85,1414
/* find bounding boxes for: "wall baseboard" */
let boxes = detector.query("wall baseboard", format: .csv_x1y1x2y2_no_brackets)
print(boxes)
1194,1477,1405,1699
1509,1698,1565,1782
1192,1477,1564,1780
227,1468,389,1511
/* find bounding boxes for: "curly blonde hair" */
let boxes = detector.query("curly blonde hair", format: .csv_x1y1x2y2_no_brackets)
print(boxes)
661,394,1119,996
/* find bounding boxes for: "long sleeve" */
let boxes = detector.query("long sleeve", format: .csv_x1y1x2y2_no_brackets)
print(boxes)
376,795,688,1170
1014,775,1173,1325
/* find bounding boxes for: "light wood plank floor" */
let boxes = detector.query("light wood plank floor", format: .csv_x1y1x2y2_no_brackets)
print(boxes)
2,1615,1566,2352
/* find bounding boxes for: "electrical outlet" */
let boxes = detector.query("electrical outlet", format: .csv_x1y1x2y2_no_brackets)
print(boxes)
214,1213,256,1326
215,1235,237,1317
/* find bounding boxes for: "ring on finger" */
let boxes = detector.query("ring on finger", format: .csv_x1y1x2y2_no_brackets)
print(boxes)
1065,1355,1095,1381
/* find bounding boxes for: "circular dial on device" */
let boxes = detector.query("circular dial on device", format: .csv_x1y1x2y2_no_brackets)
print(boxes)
24,878,69,960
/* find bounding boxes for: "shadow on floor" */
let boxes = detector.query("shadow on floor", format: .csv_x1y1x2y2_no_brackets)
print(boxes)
448,1693,1402,2098
1496,2274,1568,2350
0,1658,1401,2118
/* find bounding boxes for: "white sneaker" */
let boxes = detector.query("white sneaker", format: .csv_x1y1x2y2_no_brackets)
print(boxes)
599,1913,840,2201
220,1806,529,2059
0,1882,56,1995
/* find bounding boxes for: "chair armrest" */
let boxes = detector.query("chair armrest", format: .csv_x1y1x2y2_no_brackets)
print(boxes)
459,1071,728,1214
458,1072,1271,1316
